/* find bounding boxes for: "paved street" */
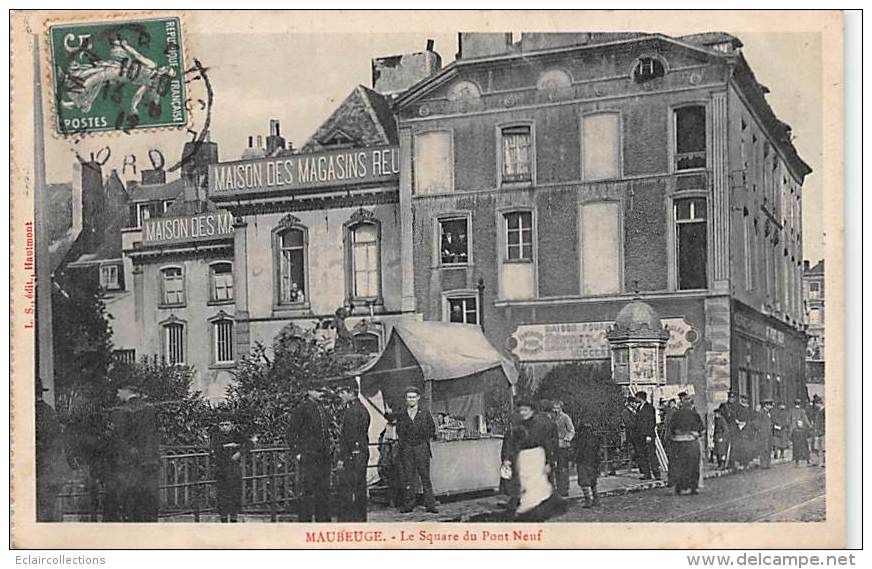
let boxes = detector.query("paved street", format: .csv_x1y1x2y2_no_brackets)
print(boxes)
549,461,825,523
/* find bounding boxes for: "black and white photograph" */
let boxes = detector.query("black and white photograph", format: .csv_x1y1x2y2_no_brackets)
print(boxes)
9,9,847,549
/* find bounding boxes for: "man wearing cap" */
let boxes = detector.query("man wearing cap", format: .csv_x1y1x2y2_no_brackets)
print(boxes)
287,386,333,522
104,384,160,522
336,381,371,521
394,386,438,513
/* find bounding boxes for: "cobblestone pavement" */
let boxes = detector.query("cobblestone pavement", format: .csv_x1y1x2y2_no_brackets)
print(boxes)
549,460,825,523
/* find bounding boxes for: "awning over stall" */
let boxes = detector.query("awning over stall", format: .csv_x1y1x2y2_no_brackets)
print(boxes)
358,321,518,385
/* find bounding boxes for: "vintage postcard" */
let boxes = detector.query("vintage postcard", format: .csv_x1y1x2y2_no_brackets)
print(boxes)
9,10,846,549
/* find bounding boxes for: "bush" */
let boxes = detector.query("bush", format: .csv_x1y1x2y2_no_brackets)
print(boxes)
224,325,356,446
112,356,214,446
535,361,624,433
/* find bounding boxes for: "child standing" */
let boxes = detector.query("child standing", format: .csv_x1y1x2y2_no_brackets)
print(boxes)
210,414,249,522
573,420,601,508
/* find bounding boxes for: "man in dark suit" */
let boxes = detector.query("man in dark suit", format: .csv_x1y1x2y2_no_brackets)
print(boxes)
634,391,661,480
336,380,370,521
393,386,438,513
287,387,333,522
621,396,639,472
104,385,160,522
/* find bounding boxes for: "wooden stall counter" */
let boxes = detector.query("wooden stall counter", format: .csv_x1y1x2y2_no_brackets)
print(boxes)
430,436,503,496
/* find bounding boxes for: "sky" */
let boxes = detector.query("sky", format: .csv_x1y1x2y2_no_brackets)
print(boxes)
44,30,824,264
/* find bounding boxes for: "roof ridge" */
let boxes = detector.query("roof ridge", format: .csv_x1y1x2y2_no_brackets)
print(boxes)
355,84,391,145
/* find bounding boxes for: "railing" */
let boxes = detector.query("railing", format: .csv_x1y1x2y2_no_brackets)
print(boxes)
57,446,300,521
57,431,634,520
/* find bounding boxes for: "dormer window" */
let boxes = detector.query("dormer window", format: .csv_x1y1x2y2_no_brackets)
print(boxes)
321,129,357,147
633,57,666,83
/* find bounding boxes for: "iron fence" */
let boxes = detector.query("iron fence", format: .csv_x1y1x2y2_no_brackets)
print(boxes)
56,431,634,520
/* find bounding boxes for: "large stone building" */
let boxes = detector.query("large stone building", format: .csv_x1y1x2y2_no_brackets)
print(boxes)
393,32,811,430
206,86,423,368
803,259,825,400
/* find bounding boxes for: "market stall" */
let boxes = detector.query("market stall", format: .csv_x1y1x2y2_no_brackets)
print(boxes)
357,321,518,495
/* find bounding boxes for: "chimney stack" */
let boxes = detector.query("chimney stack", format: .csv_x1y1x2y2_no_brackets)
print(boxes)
803,260,810,271
181,131,219,200
79,159,105,253
372,44,442,95
266,119,287,156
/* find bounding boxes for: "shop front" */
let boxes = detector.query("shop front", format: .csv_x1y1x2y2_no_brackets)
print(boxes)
731,300,807,408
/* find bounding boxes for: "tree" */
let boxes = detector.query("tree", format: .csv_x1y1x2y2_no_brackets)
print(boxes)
112,356,214,446
51,277,115,474
535,361,624,433
224,324,356,445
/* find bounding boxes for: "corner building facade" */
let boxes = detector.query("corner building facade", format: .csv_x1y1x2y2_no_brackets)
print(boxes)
208,88,418,359
395,32,811,432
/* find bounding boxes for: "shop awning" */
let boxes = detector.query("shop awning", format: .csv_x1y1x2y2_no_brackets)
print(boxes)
358,321,518,386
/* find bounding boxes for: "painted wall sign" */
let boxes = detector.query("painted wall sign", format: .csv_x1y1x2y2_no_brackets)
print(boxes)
142,210,234,245
208,145,399,197
509,318,698,362
734,313,785,345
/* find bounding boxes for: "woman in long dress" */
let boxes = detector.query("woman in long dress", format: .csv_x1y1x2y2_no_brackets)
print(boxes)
503,399,564,521
668,394,705,495
789,399,812,466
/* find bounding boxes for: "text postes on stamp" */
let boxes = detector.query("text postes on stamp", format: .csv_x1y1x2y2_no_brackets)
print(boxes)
49,17,187,135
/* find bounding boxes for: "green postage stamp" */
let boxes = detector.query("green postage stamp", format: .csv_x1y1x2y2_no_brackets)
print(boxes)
49,17,187,134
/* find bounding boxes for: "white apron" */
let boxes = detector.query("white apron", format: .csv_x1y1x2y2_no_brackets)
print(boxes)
516,447,553,514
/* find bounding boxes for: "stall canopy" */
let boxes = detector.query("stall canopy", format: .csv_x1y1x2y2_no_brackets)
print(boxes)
355,321,518,485
358,321,517,424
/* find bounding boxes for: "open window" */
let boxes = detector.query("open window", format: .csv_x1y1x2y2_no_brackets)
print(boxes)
674,106,707,171
439,217,469,265
674,197,708,290
447,295,478,325
276,226,307,305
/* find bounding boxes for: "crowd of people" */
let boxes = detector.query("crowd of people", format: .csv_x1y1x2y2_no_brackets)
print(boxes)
711,392,826,471
37,374,826,524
